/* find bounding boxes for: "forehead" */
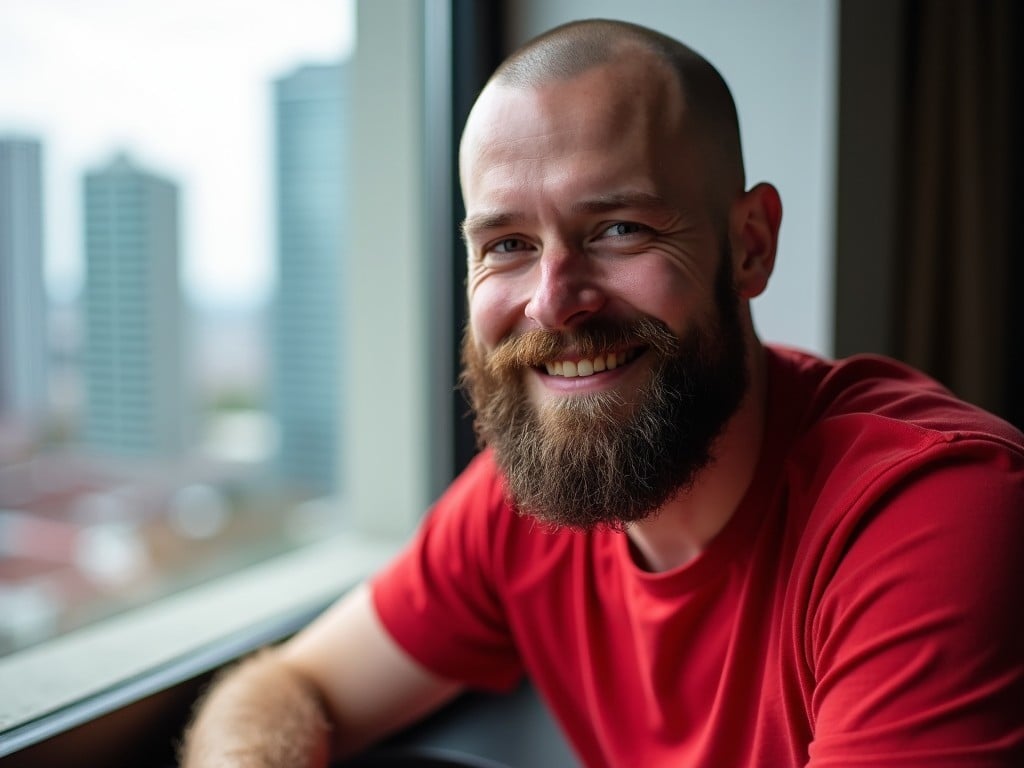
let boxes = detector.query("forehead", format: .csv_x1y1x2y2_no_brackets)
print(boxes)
460,56,690,206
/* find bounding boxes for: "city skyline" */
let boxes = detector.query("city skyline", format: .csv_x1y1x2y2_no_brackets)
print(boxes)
0,0,354,310
0,55,353,472
0,51,354,466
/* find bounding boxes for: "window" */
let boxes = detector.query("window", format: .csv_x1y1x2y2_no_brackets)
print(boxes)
0,0,450,753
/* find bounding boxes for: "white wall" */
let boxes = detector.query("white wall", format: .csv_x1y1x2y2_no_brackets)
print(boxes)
506,1,838,356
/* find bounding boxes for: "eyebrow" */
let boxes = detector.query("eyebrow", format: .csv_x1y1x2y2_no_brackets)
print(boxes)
460,211,522,243
460,190,671,243
569,190,671,216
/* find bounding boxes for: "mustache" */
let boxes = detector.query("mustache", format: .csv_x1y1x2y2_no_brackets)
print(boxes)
484,317,680,377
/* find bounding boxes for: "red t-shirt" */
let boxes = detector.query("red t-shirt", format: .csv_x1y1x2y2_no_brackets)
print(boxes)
372,346,1024,767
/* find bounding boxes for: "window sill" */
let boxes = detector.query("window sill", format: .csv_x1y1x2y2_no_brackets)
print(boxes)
0,532,402,758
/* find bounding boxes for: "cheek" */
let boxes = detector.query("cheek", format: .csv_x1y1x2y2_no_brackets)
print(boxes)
468,280,522,350
611,259,710,337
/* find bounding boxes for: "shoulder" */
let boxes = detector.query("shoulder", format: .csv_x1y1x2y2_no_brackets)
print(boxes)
768,344,1023,443
767,345,1024,522
414,449,577,581
434,448,509,520
415,449,510,567
769,345,1024,621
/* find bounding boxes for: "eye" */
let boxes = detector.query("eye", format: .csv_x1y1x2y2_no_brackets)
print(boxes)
480,236,534,267
489,237,531,254
602,221,647,238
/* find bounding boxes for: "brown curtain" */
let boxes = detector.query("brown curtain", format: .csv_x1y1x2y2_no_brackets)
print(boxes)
896,0,1018,419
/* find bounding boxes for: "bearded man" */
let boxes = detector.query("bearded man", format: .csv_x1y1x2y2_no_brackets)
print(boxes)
182,19,1024,767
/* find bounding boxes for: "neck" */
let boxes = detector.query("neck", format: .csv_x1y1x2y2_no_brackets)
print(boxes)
627,341,768,573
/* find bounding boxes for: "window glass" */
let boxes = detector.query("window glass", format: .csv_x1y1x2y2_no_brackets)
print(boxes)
0,0,383,658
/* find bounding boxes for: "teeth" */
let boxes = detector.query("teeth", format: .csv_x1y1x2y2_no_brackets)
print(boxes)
544,349,635,378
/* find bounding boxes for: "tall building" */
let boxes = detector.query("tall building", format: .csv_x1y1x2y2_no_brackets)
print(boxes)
271,62,349,495
0,137,47,429
82,153,186,457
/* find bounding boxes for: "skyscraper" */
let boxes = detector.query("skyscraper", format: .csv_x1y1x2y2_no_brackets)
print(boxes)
271,62,349,495
82,153,186,457
0,137,47,429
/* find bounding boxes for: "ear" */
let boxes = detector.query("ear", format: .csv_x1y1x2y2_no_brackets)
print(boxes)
728,182,782,299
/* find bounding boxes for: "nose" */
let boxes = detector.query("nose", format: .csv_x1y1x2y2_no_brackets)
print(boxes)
523,245,606,330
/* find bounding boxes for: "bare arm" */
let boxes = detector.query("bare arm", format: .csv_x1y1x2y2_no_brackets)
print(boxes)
180,582,463,767
180,647,332,768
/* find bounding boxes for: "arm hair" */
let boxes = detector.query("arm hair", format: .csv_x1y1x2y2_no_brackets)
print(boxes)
179,648,332,768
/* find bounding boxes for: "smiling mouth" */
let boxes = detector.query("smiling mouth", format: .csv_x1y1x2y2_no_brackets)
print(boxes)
541,348,643,378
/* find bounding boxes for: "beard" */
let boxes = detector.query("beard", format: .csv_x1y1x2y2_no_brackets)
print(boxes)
459,251,748,531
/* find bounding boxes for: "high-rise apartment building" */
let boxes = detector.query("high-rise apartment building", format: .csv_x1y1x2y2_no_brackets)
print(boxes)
0,137,47,429
82,153,186,457
271,62,349,495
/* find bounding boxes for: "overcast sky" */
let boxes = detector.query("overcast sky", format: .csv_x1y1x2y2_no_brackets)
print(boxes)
0,0,354,309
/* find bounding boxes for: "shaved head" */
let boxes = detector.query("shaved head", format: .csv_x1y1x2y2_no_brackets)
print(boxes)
469,19,746,217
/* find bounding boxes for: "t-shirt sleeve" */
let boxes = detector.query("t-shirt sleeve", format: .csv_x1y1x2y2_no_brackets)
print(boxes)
370,451,524,692
806,440,1024,766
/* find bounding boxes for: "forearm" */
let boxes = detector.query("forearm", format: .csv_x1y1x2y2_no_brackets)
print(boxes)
180,648,333,768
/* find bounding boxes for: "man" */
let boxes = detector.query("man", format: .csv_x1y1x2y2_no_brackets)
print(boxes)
182,19,1024,767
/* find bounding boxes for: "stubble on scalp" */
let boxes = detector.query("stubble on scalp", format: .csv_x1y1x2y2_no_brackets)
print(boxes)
478,18,746,218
